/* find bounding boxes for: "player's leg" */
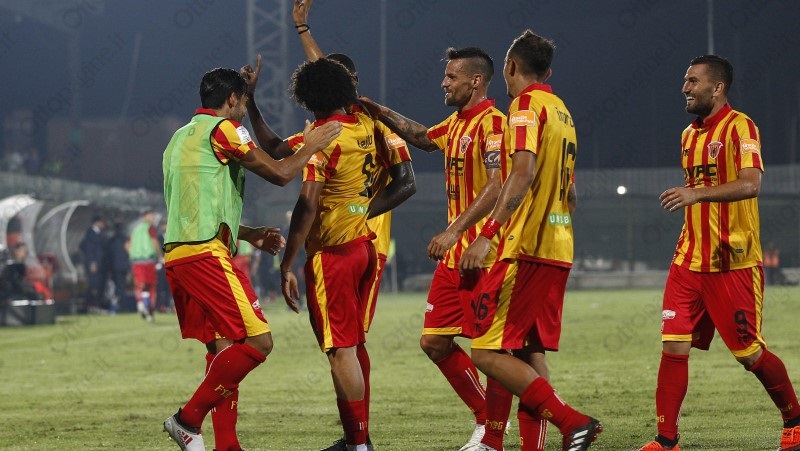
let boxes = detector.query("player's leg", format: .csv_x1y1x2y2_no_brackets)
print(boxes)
164,255,271,450
704,267,800,450
472,260,601,450
306,242,372,450
640,264,706,451
513,337,549,451
422,262,487,449
132,263,147,318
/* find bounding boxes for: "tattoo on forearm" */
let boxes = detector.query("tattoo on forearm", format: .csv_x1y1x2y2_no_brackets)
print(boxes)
505,195,524,212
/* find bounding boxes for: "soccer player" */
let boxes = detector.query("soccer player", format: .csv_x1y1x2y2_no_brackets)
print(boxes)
280,57,404,451
160,66,341,451
637,55,800,451
360,46,514,450
128,209,161,321
459,30,600,451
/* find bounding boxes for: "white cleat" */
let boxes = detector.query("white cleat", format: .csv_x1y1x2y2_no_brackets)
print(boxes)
163,411,205,451
459,424,486,451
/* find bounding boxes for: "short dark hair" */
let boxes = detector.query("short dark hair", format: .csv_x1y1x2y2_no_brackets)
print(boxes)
508,30,555,78
690,54,733,94
199,68,248,109
290,58,358,113
445,47,494,83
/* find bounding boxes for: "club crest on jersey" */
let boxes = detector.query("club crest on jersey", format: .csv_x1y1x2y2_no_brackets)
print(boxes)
459,136,472,154
707,141,723,160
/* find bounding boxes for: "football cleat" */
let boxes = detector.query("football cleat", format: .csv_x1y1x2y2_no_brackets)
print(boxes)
780,425,800,451
459,424,486,451
638,434,680,450
163,411,205,451
562,417,602,451
318,436,373,451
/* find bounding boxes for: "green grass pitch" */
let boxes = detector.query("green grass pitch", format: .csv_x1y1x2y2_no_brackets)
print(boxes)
1,286,798,450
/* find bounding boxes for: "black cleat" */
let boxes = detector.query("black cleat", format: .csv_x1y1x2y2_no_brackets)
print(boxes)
562,417,602,451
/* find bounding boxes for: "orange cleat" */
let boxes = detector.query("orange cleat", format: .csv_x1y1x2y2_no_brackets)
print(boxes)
780,425,800,451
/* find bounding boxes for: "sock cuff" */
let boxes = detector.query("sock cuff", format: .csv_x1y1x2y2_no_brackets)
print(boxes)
746,348,770,372
434,342,465,365
661,352,689,362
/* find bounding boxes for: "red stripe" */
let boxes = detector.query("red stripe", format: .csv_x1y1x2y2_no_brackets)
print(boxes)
680,130,699,269
537,106,547,153
428,124,448,141
304,163,316,182
492,114,509,178
324,145,342,180
717,114,739,271
449,118,472,264
744,117,763,169
287,135,304,149
212,123,234,151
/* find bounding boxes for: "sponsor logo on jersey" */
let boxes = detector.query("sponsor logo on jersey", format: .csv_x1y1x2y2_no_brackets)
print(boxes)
348,204,369,215
357,134,374,150
486,134,503,152
509,110,538,128
662,309,676,320
707,141,723,160
548,212,571,226
459,136,472,154
235,125,252,145
484,150,500,169
385,133,405,150
739,138,760,155
308,153,323,166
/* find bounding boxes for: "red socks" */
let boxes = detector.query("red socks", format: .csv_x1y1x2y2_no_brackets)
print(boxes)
435,343,487,424
518,404,547,451
481,377,513,449
179,343,265,428
519,377,589,436
337,398,367,446
655,352,689,441
204,353,241,451
357,343,371,425
748,349,800,422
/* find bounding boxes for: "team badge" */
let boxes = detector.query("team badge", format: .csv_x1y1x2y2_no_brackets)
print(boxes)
459,136,472,154
707,141,723,160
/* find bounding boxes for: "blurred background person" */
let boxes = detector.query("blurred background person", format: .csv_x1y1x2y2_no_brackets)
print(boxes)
129,209,162,321
105,221,130,315
79,215,107,313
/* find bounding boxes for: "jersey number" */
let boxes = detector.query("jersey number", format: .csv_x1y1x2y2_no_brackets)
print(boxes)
359,153,377,198
559,138,577,201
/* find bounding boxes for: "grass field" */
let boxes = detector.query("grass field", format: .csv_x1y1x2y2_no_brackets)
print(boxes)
1,286,798,450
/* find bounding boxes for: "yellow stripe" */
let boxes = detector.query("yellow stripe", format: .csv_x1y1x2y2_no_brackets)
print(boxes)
472,263,517,350
218,256,269,337
422,327,462,336
731,267,767,358
311,254,334,351
165,238,230,262
661,334,693,342
363,258,385,333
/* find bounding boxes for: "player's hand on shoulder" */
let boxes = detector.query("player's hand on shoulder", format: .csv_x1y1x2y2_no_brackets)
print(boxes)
304,119,342,153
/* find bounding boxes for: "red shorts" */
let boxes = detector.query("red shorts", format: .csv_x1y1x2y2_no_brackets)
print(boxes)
661,264,766,357
131,261,157,287
166,253,269,344
423,262,486,338
472,259,568,351
363,254,387,333
305,238,378,352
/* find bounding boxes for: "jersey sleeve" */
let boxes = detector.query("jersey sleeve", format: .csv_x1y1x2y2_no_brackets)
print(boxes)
287,132,305,153
211,119,258,162
376,120,412,167
482,113,506,170
303,147,333,183
507,97,542,157
426,115,452,152
733,118,763,172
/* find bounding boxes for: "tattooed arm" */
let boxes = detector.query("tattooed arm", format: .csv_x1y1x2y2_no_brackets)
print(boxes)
358,96,439,152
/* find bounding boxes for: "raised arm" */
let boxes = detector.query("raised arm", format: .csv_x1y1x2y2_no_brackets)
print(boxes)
358,96,439,152
293,0,325,61
240,55,293,159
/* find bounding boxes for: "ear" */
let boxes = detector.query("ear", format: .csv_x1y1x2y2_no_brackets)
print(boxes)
472,73,482,88
506,58,516,77
713,81,725,96
542,67,553,83
227,92,239,108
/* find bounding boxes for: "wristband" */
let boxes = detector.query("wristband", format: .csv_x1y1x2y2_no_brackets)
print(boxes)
479,218,501,239
296,24,310,34
294,23,308,28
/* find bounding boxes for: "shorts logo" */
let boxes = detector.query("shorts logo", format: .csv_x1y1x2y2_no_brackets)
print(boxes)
459,136,472,154
707,141,723,160
252,299,262,310
425,302,434,313
486,134,503,152
235,126,253,145
385,133,406,150
739,138,760,155
509,110,538,128
662,309,676,320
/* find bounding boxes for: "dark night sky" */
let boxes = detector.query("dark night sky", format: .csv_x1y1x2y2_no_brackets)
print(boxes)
2,0,799,183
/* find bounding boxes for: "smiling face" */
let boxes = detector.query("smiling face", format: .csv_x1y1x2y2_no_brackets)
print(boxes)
441,59,476,109
682,63,722,119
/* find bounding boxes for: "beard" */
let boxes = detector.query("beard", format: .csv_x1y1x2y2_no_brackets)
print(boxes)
686,98,713,118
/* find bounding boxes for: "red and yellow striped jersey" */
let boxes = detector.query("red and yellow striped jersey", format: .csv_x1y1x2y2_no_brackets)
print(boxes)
427,99,508,268
498,84,577,267
673,103,764,272
368,129,412,257
288,112,388,256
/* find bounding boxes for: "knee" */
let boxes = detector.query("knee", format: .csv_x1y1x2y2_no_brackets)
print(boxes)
470,348,491,371
420,335,453,362
736,347,763,370
246,333,273,357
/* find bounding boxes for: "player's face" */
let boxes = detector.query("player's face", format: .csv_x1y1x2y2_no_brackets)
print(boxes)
441,59,475,108
682,64,717,118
